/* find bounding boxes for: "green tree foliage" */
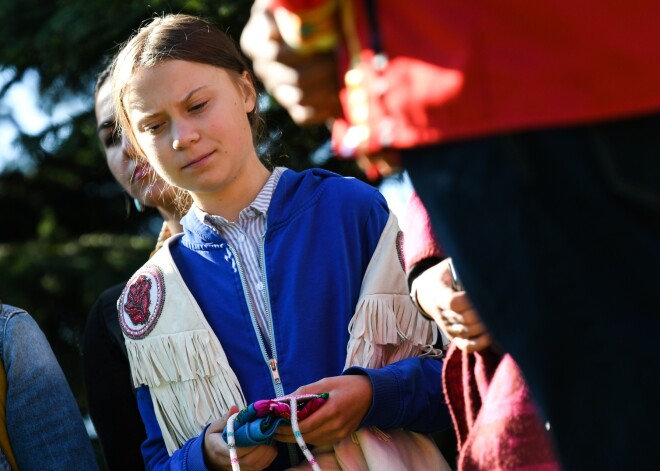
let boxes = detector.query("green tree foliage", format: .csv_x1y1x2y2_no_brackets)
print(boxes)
0,1,361,465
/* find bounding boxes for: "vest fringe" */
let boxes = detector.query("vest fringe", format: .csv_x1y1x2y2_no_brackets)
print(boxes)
125,330,236,386
126,330,246,454
345,293,437,370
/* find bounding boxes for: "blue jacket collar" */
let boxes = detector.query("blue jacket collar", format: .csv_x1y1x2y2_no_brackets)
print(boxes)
180,168,339,247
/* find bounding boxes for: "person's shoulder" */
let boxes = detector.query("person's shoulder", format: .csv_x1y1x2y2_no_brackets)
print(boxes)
0,304,31,330
299,167,370,185
0,303,26,317
285,167,380,200
94,283,127,311
85,282,129,335
0,304,40,338
271,168,386,224
83,282,128,353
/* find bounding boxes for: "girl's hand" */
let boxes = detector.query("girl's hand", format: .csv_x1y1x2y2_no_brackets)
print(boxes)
273,375,373,446
203,405,278,471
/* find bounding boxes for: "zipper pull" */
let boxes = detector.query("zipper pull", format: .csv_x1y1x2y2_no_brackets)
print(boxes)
269,358,281,385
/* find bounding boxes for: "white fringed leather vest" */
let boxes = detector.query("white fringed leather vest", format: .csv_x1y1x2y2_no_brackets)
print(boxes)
118,212,439,455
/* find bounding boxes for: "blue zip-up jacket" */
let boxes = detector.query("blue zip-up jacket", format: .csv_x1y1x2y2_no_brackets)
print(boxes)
134,169,450,470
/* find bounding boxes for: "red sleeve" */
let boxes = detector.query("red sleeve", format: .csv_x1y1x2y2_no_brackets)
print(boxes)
268,0,331,9
401,190,443,272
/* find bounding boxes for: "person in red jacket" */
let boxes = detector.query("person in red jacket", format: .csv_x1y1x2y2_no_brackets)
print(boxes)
240,2,660,470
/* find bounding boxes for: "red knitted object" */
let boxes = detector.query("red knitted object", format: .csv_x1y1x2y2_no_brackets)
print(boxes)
442,344,561,471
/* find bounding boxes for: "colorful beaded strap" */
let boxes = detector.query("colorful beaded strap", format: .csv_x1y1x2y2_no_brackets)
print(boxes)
225,393,328,471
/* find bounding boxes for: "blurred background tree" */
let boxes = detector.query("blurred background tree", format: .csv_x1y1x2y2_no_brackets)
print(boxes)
0,0,360,467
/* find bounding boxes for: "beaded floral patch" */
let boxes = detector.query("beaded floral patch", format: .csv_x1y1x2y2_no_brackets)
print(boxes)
118,264,165,340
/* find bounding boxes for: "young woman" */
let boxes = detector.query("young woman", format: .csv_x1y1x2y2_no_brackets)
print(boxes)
111,14,449,470
82,61,185,470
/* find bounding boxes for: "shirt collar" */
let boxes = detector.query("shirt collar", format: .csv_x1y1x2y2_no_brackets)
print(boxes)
192,167,286,226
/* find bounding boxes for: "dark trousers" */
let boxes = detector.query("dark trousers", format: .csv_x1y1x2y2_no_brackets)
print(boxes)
403,113,660,470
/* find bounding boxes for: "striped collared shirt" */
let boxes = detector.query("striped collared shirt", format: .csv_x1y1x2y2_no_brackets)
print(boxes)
193,167,285,341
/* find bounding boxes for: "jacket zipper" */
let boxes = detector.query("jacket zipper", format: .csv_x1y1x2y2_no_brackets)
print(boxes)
259,235,284,397
259,234,298,466
228,240,284,397
229,236,297,465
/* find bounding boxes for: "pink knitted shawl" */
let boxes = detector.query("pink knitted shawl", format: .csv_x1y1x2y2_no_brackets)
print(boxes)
442,344,561,471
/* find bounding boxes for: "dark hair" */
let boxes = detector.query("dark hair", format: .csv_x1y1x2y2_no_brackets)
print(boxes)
94,55,115,100
95,54,194,215
112,14,262,149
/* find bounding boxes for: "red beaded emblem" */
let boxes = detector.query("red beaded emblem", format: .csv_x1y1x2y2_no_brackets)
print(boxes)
118,265,165,339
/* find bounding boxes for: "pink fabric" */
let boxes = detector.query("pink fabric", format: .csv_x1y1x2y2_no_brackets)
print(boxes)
401,191,443,272
442,344,561,471
253,394,326,420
